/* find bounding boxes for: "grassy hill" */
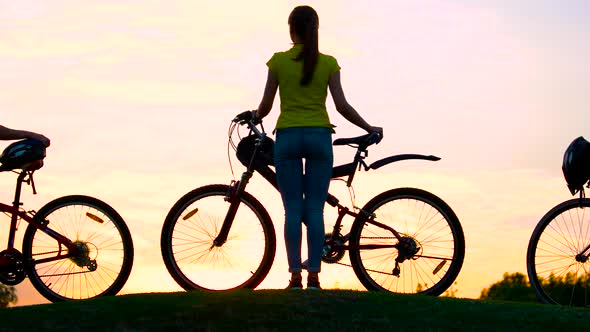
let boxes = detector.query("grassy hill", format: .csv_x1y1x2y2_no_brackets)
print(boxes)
0,290,588,331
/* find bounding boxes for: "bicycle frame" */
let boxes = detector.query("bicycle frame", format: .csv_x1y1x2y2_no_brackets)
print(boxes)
215,119,441,260
0,170,78,265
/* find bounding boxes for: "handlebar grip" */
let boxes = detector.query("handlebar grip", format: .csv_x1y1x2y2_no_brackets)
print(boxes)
367,132,383,145
233,110,253,123
233,110,262,125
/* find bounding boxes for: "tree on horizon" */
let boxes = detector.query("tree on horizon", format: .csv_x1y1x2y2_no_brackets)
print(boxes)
479,272,538,303
0,284,17,308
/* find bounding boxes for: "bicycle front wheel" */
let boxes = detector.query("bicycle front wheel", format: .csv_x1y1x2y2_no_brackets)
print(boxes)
527,198,590,306
349,188,465,296
22,195,134,302
161,184,276,291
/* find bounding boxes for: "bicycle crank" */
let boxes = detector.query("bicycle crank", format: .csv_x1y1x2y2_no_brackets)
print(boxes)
322,233,346,264
0,249,26,285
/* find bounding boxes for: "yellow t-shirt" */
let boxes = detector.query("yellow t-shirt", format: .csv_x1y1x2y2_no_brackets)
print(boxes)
266,44,341,130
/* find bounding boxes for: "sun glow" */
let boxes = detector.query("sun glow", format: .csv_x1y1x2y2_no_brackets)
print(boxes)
1,0,588,306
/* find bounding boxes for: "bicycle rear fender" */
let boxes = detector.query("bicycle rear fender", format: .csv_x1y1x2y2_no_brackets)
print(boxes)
369,154,440,170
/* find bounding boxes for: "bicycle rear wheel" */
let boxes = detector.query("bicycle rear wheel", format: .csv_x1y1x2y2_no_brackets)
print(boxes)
526,198,590,306
22,195,134,302
161,184,276,291
349,188,464,296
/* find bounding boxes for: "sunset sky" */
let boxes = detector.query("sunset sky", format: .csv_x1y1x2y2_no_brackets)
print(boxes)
1,0,589,306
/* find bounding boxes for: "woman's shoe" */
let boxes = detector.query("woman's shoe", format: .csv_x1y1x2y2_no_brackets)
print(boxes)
286,275,303,290
307,275,321,290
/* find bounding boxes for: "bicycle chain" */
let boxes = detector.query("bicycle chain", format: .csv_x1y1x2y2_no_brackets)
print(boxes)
40,270,93,277
332,261,393,275
361,236,397,240
330,236,398,274
334,235,397,276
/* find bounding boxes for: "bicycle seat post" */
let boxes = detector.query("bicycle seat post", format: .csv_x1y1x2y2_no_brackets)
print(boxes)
12,171,27,208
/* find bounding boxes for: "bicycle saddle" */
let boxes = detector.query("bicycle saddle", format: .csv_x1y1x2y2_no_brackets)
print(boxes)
333,134,373,146
332,133,383,147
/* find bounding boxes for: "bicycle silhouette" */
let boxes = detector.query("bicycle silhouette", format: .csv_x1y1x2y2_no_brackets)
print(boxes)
161,112,464,295
527,136,590,306
0,139,134,302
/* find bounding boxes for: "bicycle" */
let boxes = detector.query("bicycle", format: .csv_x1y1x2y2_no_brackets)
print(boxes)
161,112,465,295
526,137,590,306
0,139,134,302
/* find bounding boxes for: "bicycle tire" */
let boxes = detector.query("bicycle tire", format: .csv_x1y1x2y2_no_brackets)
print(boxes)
22,195,134,302
161,184,276,291
349,188,465,296
526,198,590,306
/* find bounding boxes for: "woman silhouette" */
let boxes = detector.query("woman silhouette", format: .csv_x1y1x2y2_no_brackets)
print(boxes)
254,5,382,290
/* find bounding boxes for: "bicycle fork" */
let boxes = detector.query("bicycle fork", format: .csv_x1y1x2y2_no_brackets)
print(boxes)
213,171,253,247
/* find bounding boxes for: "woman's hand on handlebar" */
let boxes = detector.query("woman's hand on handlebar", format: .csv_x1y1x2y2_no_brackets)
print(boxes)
233,110,261,125
251,110,261,124
367,126,383,144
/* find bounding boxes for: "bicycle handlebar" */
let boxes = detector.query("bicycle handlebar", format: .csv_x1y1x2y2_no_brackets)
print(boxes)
367,131,383,145
233,110,260,125
232,112,265,140
233,111,382,149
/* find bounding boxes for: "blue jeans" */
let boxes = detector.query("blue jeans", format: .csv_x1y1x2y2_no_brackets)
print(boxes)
274,127,333,273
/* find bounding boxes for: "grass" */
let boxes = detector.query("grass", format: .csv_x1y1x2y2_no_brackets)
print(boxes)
0,290,588,331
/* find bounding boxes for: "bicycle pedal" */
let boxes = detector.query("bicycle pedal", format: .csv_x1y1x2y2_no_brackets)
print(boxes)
392,262,400,277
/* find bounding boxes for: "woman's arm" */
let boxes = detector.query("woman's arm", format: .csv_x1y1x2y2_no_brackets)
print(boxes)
329,71,383,136
0,125,50,146
254,70,279,120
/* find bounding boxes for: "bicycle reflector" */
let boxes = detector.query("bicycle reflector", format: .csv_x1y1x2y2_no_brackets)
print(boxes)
562,136,590,195
0,139,46,171
86,212,104,224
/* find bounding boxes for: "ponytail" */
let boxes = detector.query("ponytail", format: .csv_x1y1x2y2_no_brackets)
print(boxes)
288,6,319,86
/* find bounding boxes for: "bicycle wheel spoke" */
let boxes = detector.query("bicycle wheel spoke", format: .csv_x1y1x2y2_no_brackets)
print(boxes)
558,220,581,255
528,199,590,306
161,185,275,291
23,196,133,302
349,188,464,296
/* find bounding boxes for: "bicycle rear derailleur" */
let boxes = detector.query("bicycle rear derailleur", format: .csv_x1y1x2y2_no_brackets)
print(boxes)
392,236,421,277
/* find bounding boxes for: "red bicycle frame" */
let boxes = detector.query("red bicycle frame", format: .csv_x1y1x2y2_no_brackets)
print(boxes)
0,170,78,266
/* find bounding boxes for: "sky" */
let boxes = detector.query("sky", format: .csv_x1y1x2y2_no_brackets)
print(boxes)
1,0,589,306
